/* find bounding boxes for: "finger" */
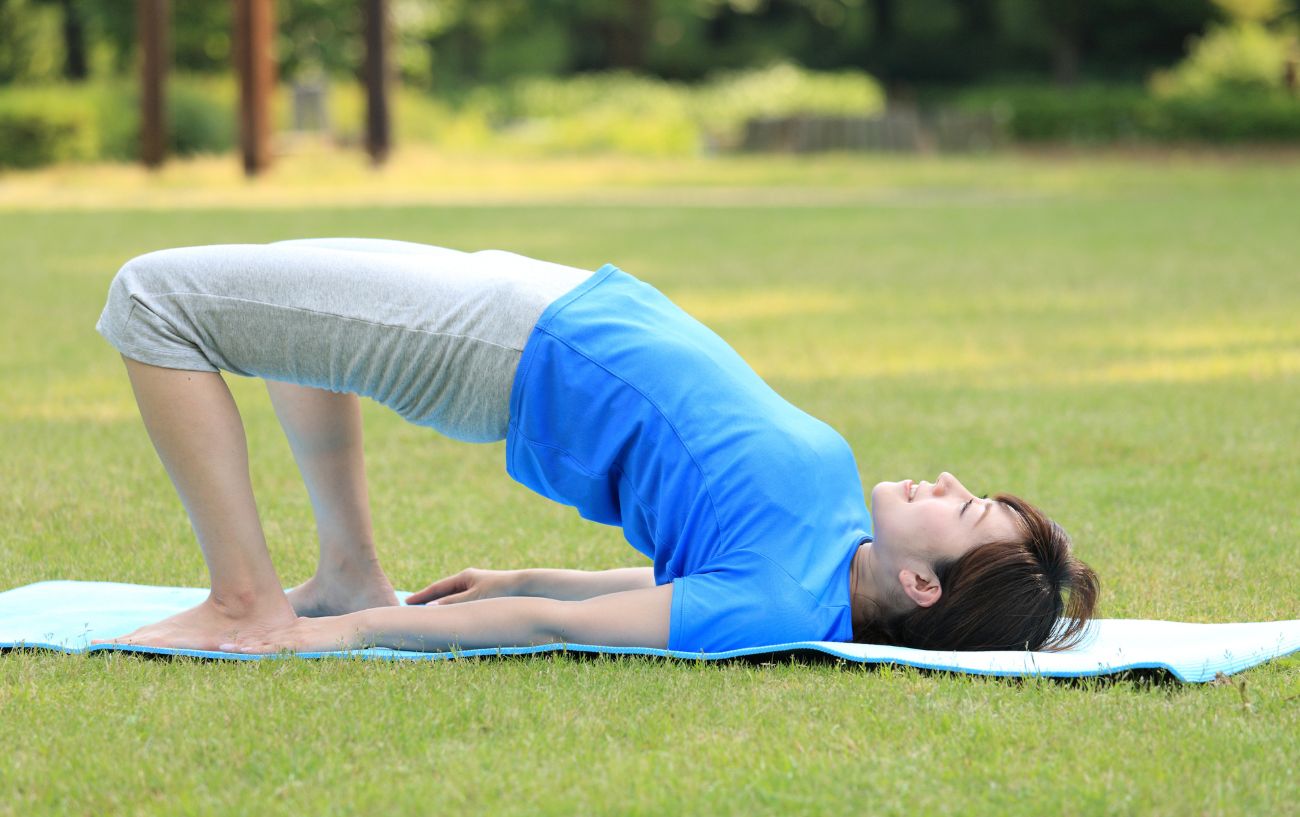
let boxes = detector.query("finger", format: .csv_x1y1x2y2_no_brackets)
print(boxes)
406,578,461,604
405,586,442,604
431,591,471,606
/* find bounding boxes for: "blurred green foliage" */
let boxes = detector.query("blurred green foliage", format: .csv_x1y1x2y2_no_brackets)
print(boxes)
0,107,88,168
470,63,885,152
1151,22,1298,97
2,0,1298,164
692,62,885,146
952,82,1300,143
0,62,886,166
0,0,1245,87
935,1,1300,145
0,76,235,168
0,84,114,168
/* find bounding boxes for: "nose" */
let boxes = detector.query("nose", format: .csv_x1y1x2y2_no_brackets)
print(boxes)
937,471,973,499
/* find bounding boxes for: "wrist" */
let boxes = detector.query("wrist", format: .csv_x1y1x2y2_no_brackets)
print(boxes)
511,568,536,597
340,609,377,650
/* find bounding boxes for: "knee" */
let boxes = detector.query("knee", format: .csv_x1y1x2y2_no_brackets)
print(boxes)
104,256,147,310
100,253,169,336
108,246,212,303
111,249,173,296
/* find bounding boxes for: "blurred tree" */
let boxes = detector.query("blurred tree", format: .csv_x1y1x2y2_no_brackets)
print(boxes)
957,0,999,78
0,0,1246,93
1216,0,1290,20
409,0,570,89
1039,0,1084,84
1151,0,1298,96
0,0,62,82
60,1,363,81
563,0,657,71
174,3,234,72
278,0,362,79
80,3,134,74
866,0,894,78
56,0,87,79
642,0,870,79
8,0,100,81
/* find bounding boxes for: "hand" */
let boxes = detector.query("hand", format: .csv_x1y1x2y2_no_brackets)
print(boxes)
220,614,369,655
404,567,521,606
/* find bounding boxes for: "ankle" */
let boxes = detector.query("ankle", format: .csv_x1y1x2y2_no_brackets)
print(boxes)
316,554,387,583
208,586,288,619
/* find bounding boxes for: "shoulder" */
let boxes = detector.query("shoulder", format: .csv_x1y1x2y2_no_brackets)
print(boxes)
667,551,826,654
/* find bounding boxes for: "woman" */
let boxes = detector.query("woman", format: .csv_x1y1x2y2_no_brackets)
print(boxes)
92,238,1099,655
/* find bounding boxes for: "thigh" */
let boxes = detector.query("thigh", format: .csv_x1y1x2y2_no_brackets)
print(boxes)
95,242,588,442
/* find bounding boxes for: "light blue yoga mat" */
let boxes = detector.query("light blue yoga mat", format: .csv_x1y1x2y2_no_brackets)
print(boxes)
2,581,1296,683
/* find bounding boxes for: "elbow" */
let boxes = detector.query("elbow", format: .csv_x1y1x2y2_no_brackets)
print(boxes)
536,597,607,646
527,598,573,646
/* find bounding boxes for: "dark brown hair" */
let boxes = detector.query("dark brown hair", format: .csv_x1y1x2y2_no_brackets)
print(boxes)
853,493,1100,652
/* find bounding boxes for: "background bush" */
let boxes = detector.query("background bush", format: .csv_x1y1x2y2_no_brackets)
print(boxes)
0,87,99,168
0,62,888,166
462,72,699,156
951,82,1300,143
0,75,234,169
166,77,236,156
5,60,1299,170
693,62,886,149
1150,21,1298,98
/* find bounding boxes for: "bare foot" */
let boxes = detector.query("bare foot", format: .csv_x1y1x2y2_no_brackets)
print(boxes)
93,595,299,653
287,564,399,617
222,613,372,655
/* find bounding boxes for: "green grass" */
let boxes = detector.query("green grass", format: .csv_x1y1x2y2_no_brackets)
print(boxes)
1,155,1298,815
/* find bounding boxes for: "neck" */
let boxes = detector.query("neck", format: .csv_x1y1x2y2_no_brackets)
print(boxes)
849,541,892,635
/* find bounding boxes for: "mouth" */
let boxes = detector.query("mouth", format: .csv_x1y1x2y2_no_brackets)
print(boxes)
903,479,918,502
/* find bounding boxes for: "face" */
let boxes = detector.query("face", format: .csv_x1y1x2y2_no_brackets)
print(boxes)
869,471,1022,582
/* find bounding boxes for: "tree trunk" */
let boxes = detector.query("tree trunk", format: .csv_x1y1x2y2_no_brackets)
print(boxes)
1043,0,1083,88
960,0,995,37
602,0,654,70
60,0,87,80
233,0,276,176
865,0,895,80
362,0,391,165
1051,30,1080,87
137,0,168,169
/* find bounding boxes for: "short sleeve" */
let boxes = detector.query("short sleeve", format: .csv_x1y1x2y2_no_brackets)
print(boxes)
667,550,826,653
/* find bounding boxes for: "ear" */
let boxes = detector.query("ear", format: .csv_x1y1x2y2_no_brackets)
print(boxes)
897,568,942,608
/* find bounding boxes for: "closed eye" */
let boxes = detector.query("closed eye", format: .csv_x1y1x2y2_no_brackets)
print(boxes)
960,495,989,518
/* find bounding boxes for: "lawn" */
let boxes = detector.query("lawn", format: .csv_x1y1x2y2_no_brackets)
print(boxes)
1,151,1297,815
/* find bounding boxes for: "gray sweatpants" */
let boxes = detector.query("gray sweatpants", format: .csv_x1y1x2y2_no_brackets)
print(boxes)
94,238,596,443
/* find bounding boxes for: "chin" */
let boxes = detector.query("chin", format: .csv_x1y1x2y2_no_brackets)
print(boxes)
869,480,900,510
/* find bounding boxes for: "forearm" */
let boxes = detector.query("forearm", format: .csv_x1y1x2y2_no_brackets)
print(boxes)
312,596,564,652
293,582,672,653
514,566,655,601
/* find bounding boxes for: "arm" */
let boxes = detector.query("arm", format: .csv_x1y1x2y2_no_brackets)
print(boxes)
404,565,656,605
281,582,673,653
515,566,656,601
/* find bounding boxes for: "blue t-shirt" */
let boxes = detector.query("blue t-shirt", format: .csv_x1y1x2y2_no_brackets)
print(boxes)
505,264,873,653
